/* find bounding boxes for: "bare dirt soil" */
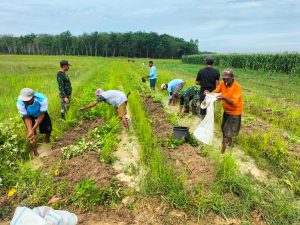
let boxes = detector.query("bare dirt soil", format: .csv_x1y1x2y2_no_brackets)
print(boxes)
143,96,173,140
143,96,216,188
54,118,105,147
54,151,118,187
113,109,142,190
166,144,215,187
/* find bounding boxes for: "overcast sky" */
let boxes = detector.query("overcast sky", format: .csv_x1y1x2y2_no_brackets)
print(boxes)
0,0,299,53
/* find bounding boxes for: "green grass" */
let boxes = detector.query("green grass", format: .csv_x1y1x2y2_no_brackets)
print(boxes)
137,59,300,184
1,55,300,224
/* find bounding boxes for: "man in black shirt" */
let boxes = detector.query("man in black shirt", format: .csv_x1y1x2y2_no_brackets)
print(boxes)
195,57,220,115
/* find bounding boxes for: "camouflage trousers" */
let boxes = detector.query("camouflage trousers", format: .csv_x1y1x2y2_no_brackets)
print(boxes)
60,96,71,114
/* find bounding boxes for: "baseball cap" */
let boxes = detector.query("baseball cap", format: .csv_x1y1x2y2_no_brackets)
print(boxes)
95,89,104,96
161,83,167,90
19,88,34,101
60,60,71,66
222,69,234,78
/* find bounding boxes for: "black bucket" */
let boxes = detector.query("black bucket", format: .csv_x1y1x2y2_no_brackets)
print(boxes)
173,126,189,140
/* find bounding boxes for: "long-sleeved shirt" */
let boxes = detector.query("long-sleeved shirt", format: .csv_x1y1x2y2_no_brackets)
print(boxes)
149,66,157,79
57,71,72,98
213,81,243,115
168,79,184,99
176,86,200,106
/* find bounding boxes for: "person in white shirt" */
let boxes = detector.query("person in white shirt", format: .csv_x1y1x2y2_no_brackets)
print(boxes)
80,89,129,131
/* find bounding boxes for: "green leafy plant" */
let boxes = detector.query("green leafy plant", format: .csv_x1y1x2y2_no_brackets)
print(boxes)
0,120,28,177
61,138,97,159
162,137,185,149
72,178,125,211
73,179,101,210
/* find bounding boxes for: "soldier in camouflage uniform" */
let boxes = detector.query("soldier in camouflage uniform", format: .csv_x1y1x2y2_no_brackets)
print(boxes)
174,86,200,114
57,60,72,119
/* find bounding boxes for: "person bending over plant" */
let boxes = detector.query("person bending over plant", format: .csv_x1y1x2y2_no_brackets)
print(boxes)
161,79,185,105
17,88,52,157
174,86,200,115
80,89,130,131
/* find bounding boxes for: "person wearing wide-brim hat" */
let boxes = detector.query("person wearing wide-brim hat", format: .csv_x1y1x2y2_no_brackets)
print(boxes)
16,88,52,157
207,69,243,153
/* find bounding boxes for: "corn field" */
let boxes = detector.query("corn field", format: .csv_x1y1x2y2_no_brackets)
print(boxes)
182,53,300,75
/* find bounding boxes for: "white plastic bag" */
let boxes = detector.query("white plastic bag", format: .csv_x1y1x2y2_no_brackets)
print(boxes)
53,210,78,225
10,207,50,225
193,93,220,145
10,206,78,225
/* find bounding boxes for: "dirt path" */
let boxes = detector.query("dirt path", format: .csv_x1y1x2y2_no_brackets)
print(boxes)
113,108,142,191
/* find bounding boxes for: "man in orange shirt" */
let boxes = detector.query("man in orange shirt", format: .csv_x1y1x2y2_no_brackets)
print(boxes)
210,69,243,153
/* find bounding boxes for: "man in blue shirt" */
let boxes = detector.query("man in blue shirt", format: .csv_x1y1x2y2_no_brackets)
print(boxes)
148,61,157,90
17,88,52,156
161,79,185,105
143,61,157,90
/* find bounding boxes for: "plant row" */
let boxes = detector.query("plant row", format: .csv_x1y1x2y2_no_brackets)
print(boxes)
182,53,300,75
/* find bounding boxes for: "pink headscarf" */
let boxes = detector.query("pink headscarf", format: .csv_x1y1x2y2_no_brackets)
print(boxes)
95,89,104,96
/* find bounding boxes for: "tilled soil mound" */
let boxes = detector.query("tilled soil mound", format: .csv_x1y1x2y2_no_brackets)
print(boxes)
55,151,117,187
143,96,215,188
43,118,105,167
143,97,173,140
166,144,215,187
54,118,105,147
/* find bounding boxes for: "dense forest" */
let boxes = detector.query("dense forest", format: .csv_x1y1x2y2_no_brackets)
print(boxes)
0,31,198,59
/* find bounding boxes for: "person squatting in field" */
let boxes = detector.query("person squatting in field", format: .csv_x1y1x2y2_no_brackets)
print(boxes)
174,86,200,115
196,57,220,116
206,69,243,153
57,60,72,119
17,88,52,157
161,79,185,105
80,89,130,131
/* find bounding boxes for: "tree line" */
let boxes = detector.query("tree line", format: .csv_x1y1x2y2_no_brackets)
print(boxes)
0,31,198,59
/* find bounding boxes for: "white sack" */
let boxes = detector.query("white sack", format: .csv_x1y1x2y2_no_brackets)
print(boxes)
193,93,220,145
10,207,50,225
10,206,77,225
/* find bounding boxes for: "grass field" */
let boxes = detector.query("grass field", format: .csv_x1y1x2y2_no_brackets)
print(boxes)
1,55,300,224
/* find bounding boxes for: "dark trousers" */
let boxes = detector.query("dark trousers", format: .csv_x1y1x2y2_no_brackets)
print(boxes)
199,93,206,115
26,112,52,134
